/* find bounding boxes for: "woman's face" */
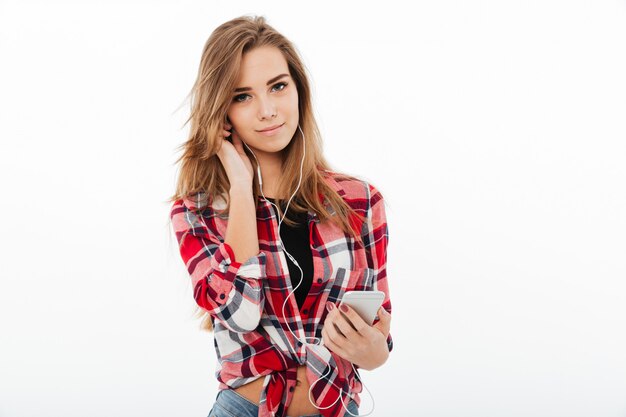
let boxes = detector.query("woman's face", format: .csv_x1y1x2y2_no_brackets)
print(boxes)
226,45,299,156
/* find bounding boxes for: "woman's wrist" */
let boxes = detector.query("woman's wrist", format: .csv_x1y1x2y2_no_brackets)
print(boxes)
229,181,253,196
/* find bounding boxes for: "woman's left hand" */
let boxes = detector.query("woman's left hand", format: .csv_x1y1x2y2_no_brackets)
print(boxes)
321,301,391,371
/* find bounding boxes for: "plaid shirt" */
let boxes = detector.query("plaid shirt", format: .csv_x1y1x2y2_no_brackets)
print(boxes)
170,170,393,417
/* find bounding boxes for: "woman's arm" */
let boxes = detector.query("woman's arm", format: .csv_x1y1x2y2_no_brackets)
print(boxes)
363,183,393,352
170,188,266,333
321,182,393,370
224,185,261,261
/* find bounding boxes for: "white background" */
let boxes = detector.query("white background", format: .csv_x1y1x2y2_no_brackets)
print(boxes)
1,1,625,416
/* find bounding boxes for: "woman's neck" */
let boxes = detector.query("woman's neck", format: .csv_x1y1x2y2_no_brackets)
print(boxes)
256,153,283,198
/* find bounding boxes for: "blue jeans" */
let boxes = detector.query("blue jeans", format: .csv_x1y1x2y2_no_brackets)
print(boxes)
207,388,359,417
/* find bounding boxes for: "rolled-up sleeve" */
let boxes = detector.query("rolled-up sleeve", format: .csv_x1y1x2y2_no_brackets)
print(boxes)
363,184,393,353
170,198,266,333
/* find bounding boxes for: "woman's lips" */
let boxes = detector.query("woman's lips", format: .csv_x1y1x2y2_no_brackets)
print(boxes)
256,123,284,136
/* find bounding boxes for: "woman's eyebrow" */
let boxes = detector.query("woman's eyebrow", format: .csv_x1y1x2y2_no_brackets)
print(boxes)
234,73,289,93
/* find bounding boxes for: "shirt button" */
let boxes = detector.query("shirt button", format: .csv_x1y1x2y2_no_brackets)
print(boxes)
297,341,302,347
289,386,294,392
219,293,225,300
302,309,308,315
317,278,322,284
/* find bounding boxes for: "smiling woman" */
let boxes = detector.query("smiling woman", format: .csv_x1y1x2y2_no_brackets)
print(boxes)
168,14,393,417
226,45,300,177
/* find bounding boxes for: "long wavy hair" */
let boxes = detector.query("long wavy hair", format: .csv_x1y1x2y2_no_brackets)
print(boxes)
168,15,367,332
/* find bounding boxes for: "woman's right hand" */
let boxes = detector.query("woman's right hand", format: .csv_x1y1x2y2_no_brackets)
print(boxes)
216,122,255,189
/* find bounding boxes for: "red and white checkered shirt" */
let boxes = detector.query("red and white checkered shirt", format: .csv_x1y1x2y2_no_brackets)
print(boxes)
170,170,393,417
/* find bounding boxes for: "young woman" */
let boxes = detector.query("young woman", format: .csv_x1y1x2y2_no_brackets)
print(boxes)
169,15,393,417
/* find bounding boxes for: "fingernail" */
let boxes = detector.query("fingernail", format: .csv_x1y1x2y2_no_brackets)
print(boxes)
326,301,334,312
340,304,349,313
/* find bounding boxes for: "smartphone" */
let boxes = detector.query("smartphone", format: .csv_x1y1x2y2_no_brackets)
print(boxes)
339,290,385,326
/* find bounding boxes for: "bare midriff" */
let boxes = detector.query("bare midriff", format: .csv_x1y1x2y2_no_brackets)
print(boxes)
233,364,320,416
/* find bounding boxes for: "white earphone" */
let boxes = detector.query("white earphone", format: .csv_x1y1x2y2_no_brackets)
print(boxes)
240,124,373,416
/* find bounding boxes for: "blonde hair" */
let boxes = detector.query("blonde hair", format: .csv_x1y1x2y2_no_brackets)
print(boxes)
168,15,366,332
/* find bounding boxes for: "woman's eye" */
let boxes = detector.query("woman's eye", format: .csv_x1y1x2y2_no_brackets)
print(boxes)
272,82,287,91
233,82,288,103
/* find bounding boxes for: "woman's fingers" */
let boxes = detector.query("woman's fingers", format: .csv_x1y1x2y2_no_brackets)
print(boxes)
333,313,358,338
322,329,350,360
323,319,344,345
217,123,254,184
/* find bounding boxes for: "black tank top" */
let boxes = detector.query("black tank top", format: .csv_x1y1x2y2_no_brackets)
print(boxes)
266,197,314,310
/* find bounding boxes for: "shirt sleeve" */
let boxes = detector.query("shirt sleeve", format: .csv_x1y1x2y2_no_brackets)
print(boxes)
363,184,393,353
170,198,267,333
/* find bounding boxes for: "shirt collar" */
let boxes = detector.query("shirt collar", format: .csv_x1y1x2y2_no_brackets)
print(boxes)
182,170,344,213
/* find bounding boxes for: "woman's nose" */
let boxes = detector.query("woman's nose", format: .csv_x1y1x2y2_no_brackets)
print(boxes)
258,97,276,119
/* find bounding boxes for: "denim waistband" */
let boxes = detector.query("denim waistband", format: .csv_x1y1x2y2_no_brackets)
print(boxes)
209,388,359,417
